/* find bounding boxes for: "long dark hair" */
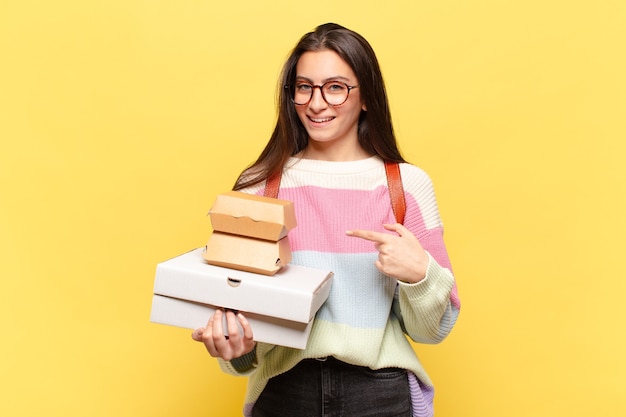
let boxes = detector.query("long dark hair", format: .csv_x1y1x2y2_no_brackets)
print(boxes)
233,23,405,190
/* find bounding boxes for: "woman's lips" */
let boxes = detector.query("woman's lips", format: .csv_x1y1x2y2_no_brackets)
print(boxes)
308,116,335,124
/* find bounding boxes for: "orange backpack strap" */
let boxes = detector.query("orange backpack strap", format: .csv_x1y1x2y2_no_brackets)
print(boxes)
263,161,406,224
384,161,406,225
264,170,281,199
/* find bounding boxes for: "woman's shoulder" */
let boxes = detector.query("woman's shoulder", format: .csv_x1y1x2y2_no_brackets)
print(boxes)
398,162,435,189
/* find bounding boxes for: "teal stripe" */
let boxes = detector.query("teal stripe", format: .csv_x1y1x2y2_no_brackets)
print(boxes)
292,251,396,329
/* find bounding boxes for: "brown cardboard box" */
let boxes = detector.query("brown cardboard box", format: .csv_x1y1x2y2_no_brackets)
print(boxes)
204,191,297,275
208,191,296,241
204,232,292,276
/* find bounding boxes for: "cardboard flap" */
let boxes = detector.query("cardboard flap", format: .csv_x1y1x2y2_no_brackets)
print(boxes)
208,191,296,241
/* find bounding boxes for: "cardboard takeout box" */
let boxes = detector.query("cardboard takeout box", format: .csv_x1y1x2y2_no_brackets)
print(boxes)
208,191,296,241
150,294,314,349
204,191,297,275
204,232,292,276
150,248,334,348
154,248,333,323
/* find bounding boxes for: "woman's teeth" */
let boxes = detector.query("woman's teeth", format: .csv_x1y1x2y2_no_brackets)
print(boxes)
310,117,334,123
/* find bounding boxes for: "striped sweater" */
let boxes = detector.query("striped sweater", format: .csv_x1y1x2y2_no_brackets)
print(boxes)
219,156,461,417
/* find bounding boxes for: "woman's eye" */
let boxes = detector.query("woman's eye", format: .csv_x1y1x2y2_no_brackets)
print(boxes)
326,83,346,92
296,84,313,92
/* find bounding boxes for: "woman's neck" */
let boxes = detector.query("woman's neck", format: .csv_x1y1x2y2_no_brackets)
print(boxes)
296,142,371,161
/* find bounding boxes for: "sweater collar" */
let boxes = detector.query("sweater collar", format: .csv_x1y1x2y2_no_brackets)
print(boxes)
286,156,384,175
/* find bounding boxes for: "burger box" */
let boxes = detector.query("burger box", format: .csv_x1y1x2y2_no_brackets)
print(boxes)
208,191,296,241
203,191,297,276
150,248,334,348
204,232,292,276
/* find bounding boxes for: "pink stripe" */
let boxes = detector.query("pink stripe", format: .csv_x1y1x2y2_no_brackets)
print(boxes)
279,186,403,253
415,229,460,309
273,186,445,253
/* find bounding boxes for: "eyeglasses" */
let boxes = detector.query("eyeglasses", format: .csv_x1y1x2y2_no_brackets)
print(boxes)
286,81,360,106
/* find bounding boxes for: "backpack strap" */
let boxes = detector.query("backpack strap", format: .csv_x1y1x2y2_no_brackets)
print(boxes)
384,161,406,225
264,170,282,199
264,161,406,224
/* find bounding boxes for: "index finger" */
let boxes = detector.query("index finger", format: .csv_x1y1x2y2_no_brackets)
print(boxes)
238,313,254,342
345,229,391,243
211,309,225,339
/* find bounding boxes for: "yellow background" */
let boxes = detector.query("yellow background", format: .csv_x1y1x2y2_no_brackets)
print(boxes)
1,1,624,416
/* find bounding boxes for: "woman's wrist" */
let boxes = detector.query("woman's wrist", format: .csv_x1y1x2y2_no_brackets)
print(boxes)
230,343,258,372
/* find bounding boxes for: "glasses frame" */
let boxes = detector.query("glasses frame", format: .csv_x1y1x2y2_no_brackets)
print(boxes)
285,81,360,107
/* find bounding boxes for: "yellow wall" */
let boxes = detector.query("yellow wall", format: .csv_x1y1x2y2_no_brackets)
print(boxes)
1,1,624,416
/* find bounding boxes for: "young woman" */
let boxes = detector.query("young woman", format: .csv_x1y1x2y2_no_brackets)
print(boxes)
192,23,461,417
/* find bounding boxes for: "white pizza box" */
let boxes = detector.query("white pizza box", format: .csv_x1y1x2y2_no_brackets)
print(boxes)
153,248,333,324
150,294,314,349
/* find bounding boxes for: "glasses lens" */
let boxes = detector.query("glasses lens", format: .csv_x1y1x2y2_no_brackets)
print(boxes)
292,82,313,105
322,82,349,105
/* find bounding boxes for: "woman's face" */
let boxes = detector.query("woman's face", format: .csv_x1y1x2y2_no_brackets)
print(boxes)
293,49,366,157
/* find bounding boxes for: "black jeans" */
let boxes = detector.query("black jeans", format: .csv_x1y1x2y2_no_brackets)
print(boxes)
252,357,413,417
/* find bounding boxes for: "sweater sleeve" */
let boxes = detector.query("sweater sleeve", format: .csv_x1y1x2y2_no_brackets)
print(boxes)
218,342,275,377
397,252,459,343
393,164,461,343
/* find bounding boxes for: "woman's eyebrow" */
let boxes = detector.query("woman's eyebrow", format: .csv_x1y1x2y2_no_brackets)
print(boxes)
295,75,352,83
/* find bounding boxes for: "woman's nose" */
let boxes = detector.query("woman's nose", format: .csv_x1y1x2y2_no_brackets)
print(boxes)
308,86,328,111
